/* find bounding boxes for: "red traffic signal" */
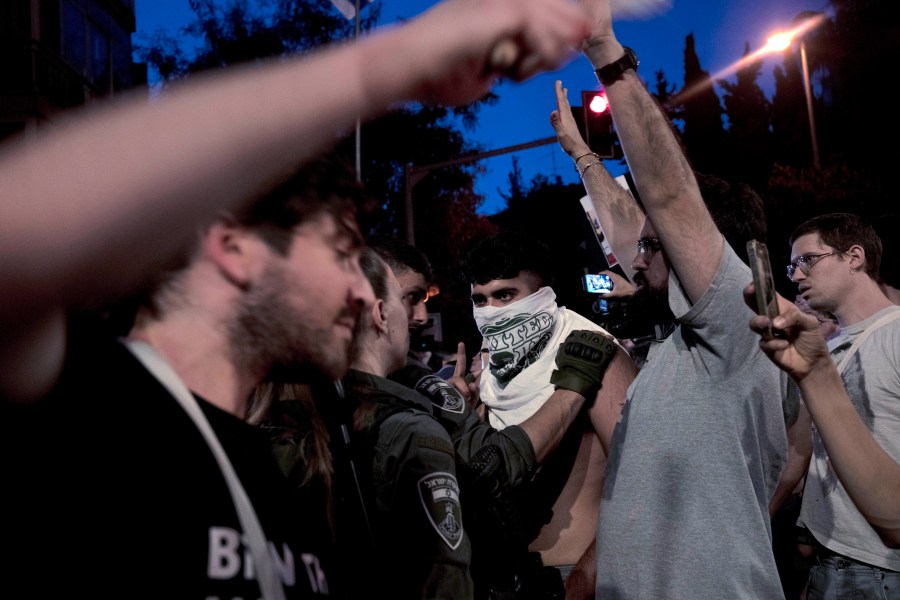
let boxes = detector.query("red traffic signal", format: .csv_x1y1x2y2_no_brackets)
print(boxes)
585,90,610,115
578,90,617,159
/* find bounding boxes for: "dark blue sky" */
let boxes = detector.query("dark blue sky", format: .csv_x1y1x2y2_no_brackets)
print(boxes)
135,0,830,215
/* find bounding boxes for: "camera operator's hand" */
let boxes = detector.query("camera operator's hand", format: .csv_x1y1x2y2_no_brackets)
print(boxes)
597,270,635,298
743,284,832,382
550,329,616,403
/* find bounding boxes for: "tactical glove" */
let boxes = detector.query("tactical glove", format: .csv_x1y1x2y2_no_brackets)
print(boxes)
549,329,616,405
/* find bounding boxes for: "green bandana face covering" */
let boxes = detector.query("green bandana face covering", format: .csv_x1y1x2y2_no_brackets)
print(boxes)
473,286,559,386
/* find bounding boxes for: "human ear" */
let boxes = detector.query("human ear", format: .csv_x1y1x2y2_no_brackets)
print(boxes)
201,220,256,288
846,244,866,273
372,299,389,335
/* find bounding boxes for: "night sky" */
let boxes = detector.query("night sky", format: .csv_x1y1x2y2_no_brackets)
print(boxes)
135,0,830,215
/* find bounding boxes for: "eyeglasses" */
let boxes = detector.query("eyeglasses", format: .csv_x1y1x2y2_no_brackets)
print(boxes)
786,251,843,280
636,237,662,259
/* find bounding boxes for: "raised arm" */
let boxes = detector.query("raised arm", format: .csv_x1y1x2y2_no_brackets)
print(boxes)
747,286,900,547
577,0,721,304
0,0,590,401
443,331,621,478
550,80,644,278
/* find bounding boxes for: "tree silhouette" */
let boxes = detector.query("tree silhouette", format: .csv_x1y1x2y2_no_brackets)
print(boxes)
718,42,773,188
677,33,727,175
771,49,811,168
133,0,900,339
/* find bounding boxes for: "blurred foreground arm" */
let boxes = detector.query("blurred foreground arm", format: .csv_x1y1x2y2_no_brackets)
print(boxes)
745,285,900,547
0,0,590,401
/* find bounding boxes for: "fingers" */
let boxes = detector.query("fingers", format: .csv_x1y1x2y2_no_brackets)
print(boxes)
555,79,570,109
550,82,569,131
506,0,591,81
742,282,757,312
454,341,467,379
598,270,633,299
406,0,589,105
748,313,774,336
489,39,519,71
549,109,560,127
758,337,791,353
448,376,470,397
554,80,574,118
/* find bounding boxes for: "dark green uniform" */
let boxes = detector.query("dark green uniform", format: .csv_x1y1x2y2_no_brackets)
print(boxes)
390,365,536,485
339,369,473,600
391,365,567,600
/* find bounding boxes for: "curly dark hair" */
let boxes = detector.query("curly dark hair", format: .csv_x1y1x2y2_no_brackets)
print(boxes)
461,230,554,287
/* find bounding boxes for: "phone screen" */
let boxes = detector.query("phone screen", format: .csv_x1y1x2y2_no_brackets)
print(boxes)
583,273,614,294
746,240,781,338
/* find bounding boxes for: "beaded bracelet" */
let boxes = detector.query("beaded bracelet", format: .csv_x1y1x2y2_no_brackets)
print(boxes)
574,151,600,164
579,160,602,178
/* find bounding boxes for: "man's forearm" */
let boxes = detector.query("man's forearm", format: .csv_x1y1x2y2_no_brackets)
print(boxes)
580,163,644,276
1,0,590,324
518,388,586,464
799,365,900,544
582,42,720,303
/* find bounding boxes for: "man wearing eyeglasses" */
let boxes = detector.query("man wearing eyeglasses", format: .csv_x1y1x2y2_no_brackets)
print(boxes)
558,0,801,598
782,212,900,596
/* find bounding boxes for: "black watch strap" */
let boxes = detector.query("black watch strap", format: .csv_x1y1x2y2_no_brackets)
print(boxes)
594,47,639,86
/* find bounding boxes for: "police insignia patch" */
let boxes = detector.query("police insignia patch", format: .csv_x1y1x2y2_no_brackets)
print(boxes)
418,472,464,549
415,375,465,414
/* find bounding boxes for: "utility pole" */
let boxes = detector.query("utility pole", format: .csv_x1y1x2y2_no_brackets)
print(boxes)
403,136,558,245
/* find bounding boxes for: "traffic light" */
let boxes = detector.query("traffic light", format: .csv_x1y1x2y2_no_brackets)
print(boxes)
570,90,617,159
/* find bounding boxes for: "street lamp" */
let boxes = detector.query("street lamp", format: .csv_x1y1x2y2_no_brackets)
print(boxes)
766,12,826,170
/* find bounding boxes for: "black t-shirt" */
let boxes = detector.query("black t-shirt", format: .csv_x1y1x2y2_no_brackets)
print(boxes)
1,330,332,599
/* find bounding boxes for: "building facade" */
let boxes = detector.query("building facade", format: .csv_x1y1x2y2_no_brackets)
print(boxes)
0,0,145,141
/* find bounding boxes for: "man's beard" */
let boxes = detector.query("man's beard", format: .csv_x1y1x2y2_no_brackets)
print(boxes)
631,274,674,325
230,266,351,384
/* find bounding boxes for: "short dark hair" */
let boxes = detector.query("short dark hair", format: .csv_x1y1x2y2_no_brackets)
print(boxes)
695,173,767,259
461,230,554,287
790,212,882,280
366,234,433,283
138,154,364,319
233,154,364,256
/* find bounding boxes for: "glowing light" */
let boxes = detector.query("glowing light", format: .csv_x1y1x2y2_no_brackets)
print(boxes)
765,33,792,52
669,12,827,107
588,92,610,114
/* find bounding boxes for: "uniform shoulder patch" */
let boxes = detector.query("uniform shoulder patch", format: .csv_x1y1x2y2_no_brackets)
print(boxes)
415,374,466,414
418,472,464,549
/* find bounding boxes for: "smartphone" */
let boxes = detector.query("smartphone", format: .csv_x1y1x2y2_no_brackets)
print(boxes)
746,240,781,338
583,273,614,294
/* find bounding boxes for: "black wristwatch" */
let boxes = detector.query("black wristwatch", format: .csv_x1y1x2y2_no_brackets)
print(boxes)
594,47,639,86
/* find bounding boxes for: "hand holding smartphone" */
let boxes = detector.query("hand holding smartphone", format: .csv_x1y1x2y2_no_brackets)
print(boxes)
746,240,782,338
583,273,614,294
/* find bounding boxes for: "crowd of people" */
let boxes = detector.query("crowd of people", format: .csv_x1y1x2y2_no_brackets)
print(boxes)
1,0,897,599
